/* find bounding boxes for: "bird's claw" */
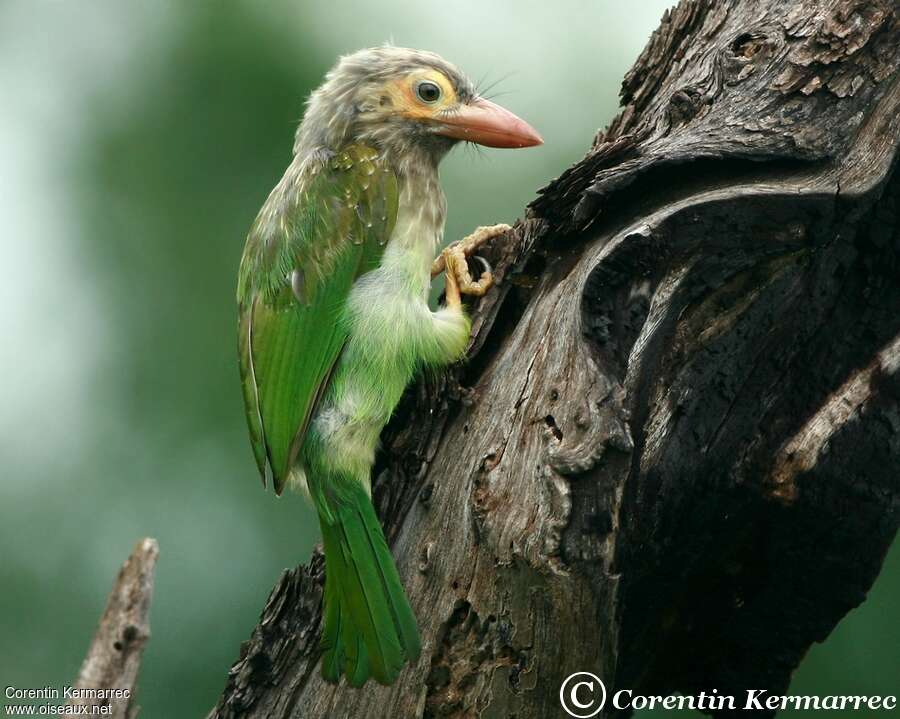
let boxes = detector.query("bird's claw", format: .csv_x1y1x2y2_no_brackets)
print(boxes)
473,255,492,277
431,223,511,279
440,245,493,300
432,224,510,303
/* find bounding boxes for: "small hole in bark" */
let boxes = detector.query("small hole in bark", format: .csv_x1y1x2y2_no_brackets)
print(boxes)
451,580,459,590
544,415,563,441
113,641,123,651
732,33,760,58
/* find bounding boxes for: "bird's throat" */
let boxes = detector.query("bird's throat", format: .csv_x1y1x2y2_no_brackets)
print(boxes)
386,159,447,292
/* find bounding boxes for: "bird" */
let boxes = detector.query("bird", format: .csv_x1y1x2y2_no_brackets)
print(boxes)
236,45,541,687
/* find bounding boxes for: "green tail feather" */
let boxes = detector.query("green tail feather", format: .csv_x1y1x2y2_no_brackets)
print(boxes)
318,481,421,686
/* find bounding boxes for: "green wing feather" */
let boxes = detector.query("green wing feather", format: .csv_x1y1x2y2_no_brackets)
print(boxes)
237,145,398,493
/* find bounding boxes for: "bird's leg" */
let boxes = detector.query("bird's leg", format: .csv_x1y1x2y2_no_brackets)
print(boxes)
442,248,462,309
431,223,511,297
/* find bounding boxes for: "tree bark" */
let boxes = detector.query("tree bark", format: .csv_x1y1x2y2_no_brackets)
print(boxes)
68,538,158,719
211,1,900,717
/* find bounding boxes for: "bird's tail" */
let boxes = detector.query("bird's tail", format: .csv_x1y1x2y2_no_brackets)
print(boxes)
318,478,421,686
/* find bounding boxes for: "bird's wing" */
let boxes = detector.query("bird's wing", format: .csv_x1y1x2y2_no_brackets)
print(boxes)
237,145,398,494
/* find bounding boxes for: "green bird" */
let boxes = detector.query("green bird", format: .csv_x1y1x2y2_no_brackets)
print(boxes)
237,46,541,687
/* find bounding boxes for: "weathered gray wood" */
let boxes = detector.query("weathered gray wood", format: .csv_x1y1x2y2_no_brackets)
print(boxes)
67,538,158,719
211,1,900,717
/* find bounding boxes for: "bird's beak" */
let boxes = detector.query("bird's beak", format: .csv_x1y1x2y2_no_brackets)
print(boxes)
435,98,543,149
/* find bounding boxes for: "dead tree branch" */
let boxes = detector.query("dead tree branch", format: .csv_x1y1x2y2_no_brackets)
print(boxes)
67,538,158,719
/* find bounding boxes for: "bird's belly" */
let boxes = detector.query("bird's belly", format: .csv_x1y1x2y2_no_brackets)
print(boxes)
307,270,429,479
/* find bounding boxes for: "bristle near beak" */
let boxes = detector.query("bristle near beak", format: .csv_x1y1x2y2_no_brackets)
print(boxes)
435,97,542,149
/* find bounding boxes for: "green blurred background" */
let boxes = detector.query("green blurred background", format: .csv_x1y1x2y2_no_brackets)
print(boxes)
0,1,895,716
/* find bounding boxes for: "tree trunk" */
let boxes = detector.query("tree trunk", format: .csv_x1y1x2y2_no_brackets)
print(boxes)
210,1,900,717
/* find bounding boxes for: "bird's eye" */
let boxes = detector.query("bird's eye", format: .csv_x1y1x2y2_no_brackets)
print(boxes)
415,81,442,104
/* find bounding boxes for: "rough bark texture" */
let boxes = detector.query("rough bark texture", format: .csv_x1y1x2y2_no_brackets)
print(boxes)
211,1,900,717
68,538,158,719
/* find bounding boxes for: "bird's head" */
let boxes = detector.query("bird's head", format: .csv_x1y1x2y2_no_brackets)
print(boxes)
295,46,542,166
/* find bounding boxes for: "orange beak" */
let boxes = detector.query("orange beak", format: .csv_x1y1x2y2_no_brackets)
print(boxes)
435,98,543,149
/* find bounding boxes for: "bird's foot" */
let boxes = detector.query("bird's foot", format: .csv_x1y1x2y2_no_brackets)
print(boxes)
431,224,511,302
